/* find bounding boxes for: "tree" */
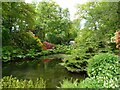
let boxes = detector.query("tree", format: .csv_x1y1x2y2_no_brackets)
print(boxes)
62,2,119,72
2,2,36,32
75,2,119,52
2,2,36,46
77,2,119,39
35,0,72,44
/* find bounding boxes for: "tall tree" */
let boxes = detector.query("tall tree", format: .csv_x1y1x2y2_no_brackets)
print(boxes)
2,2,36,32
75,2,119,50
35,0,72,44
2,2,36,46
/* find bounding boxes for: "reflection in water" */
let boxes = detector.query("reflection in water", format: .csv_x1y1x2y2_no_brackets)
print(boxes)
43,58,51,63
2,58,87,88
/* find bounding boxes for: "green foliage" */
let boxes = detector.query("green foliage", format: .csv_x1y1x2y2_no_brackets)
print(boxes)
2,2,36,32
1,76,46,88
2,27,12,46
35,1,73,43
60,53,119,88
36,45,73,56
2,2,36,47
57,44,91,72
2,46,39,62
78,76,119,88
2,45,73,62
59,78,78,88
81,53,119,88
87,53,119,77
2,31,44,62
32,45,73,56
60,76,119,88
2,46,26,62
61,54,88,72
75,2,119,52
60,29,95,72
55,45,73,54
2,46,13,62
12,31,42,51
61,48,93,72
61,2,119,73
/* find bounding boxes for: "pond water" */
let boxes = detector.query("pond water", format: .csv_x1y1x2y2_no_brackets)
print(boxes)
2,55,87,88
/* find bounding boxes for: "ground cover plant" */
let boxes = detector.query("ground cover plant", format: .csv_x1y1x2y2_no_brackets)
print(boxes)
1,76,46,88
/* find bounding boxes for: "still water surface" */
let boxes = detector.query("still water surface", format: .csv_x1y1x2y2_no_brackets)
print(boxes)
2,56,86,88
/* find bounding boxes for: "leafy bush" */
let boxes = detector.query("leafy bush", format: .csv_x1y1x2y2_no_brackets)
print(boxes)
2,46,25,62
55,45,73,54
61,28,117,73
2,45,72,62
2,46,13,62
60,76,119,88
2,46,39,62
87,53,119,77
12,31,42,51
81,53,120,88
58,78,78,88
1,76,46,88
61,48,93,72
78,76,119,88
2,27,12,46
60,53,120,88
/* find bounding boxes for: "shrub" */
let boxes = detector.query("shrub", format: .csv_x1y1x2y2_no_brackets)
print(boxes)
78,76,119,88
1,76,46,88
87,53,119,77
55,45,73,54
59,76,119,88
83,53,120,88
2,46,25,62
12,31,42,51
59,53,120,88
60,48,93,72
58,78,78,88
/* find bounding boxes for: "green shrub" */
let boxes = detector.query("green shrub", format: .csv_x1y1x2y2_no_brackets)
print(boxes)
58,78,78,88
82,53,120,88
2,46,13,62
2,46,25,62
55,45,73,54
2,46,40,62
61,48,93,72
2,27,12,46
12,31,42,51
87,53,119,77
60,53,120,88
1,76,46,88
2,46,26,62
59,76,119,88
78,76,119,88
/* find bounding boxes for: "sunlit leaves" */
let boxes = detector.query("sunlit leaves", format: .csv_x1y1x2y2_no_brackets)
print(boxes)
2,2,36,32
35,1,72,43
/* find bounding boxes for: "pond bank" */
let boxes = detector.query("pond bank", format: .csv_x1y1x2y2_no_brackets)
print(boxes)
2,54,87,88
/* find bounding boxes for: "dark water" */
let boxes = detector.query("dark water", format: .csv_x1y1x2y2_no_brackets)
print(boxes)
2,56,86,88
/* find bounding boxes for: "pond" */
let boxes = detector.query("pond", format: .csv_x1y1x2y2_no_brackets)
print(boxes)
2,54,87,88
